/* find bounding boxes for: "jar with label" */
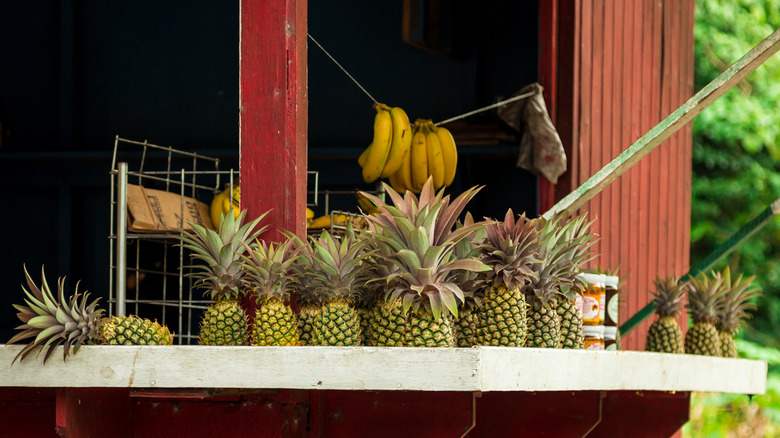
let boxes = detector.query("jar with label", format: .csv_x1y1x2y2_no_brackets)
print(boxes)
598,274,607,325
583,325,605,350
577,273,602,325
604,326,618,350
605,275,619,327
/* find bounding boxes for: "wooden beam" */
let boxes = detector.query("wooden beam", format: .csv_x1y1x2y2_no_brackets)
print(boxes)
239,0,308,241
543,27,780,219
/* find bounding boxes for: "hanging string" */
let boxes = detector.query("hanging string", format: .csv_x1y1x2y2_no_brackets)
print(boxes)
308,33,379,105
434,90,537,126
308,33,538,125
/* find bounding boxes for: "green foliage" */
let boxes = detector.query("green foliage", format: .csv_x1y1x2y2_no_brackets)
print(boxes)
692,0,780,349
684,340,780,437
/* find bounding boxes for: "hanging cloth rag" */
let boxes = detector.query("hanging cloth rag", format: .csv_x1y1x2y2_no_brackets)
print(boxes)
497,83,567,184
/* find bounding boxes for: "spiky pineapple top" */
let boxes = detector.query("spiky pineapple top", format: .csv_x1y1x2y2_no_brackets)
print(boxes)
360,178,489,319
553,214,596,296
308,226,370,302
652,276,687,318
453,213,487,311
522,216,589,309
242,237,302,304
9,266,103,364
181,209,267,302
478,209,541,291
686,271,726,325
717,266,760,333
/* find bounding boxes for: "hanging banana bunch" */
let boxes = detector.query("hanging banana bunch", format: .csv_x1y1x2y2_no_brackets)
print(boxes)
357,106,458,194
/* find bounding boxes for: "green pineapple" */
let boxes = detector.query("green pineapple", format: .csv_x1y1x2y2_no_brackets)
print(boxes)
476,209,541,347
716,267,760,358
684,271,726,356
360,178,489,347
181,209,267,346
9,266,173,364
645,276,686,354
242,237,302,346
308,227,368,346
523,216,587,348
452,213,486,347
291,238,321,346
553,216,595,349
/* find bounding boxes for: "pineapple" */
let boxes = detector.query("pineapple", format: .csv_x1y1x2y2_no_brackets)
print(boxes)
308,227,368,346
716,266,760,358
553,216,595,349
359,178,489,347
523,216,588,348
684,271,726,356
452,213,486,347
475,209,540,347
645,276,686,354
242,237,302,346
290,238,322,346
9,266,173,364
181,209,266,345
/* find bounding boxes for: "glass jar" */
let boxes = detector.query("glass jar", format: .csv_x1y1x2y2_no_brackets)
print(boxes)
577,273,603,325
583,325,605,350
604,326,618,351
605,275,619,327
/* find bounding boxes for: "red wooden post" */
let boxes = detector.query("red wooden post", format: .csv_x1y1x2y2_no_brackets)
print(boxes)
240,0,308,241
240,0,308,317
538,0,558,213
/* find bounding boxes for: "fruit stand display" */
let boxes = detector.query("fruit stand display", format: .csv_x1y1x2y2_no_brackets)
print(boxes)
1,1,778,437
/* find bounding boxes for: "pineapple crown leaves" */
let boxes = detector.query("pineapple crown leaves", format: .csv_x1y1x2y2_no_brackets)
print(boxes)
686,271,727,325
308,225,373,301
241,236,302,303
287,233,322,306
383,225,490,320
717,266,761,332
358,177,486,248
452,213,487,307
180,209,269,301
9,265,104,365
652,275,687,318
478,209,542,291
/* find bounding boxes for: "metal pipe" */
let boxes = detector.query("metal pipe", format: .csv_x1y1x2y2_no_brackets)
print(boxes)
116,162,128,316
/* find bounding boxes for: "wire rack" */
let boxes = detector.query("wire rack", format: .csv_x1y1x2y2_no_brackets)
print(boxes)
108,136,242,344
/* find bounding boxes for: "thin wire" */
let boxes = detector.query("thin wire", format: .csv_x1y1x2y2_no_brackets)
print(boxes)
434,90,538,126
307,33,538,124
308,33,379,104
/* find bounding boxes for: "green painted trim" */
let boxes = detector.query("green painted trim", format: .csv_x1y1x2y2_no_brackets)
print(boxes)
544,28,780,220
619,199,780,336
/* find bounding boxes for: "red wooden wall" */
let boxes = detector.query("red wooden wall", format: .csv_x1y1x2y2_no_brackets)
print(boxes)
549,0,695,350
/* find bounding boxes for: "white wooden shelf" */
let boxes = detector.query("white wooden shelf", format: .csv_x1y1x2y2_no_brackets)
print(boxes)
0,345,766,395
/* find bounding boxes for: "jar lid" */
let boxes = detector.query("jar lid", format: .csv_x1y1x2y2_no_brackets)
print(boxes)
576,272,601,285
605,275,619,288
583,325,605,337
603,326,618,337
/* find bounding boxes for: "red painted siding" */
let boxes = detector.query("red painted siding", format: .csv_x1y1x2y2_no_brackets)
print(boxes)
552,0,694,350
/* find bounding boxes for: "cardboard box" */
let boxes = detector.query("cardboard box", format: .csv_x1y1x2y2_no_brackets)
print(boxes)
126,184,213,232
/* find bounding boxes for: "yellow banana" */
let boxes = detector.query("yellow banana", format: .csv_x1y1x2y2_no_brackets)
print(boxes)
379,105,412,178
362,105,393,183
425,124,445,189
306,208,315,221
435,125,458,187
358,145,370,168
308,214,332,229
396,146,414,194
209,188,229,228
387,168,405,194
355,192,380,215
410,121,429,193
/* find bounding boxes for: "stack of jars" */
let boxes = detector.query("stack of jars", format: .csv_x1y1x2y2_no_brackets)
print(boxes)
576,273,620,351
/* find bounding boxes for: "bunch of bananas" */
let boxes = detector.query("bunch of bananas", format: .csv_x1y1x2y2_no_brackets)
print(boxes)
209,185,240,229
357,103,458,194
358,103,413,185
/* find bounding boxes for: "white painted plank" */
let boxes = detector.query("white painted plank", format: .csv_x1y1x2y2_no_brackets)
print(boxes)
0,345,766,395
479,348,767,394
0,345,481,391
